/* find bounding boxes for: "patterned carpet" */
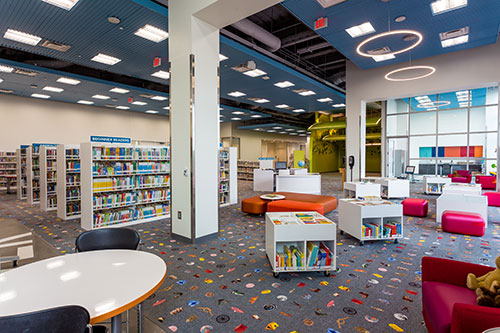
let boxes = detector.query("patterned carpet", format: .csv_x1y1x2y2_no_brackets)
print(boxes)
1,175,500,333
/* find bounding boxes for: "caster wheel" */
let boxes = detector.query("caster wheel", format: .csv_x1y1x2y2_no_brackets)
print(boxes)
359,241,364,246
273,272,280,278
340,230,344,235
394,239,399,244
324,271,331,277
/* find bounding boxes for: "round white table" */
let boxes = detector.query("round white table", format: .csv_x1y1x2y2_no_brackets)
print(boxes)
0,250,166,333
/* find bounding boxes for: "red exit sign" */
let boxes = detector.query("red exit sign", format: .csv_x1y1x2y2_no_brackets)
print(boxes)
315,17,328,30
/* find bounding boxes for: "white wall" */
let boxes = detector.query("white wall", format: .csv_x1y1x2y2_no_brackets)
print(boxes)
0,93,169,151
346,42,500,179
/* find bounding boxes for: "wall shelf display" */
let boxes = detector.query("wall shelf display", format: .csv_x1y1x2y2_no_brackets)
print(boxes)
0,151,17,193
57,144,81,220
237,160,259,181
423,176,452,194
81,142,171,230
265,211,336,278
16,146,28,199
338,198,403,245
219,147,238,207
40,146,58,211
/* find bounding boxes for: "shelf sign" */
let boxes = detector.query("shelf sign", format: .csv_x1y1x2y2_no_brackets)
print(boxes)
20,145,30,148
314,17,328,30
90,136,131,144
154,57,161,68
32,143,58,147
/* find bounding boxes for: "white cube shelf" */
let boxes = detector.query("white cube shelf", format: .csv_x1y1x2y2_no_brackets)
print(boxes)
424,176,451,195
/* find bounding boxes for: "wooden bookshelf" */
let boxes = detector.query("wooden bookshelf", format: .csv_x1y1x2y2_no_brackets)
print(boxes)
237,160,259,181
219,147,238,207
16,146,28,199
57,144,81,220
0,151,17,193
81,142,171,230
40,146,58,211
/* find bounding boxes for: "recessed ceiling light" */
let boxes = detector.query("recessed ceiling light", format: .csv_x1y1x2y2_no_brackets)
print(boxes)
0,65,14,73
219,54,228,61
243,69,267,77
57,77,80,85
372,54,396,62
4,29,42,46
91,53,121,65
299,134,307,136
132,101,147,106
267,130,276,133
163,106,170,110
285,128,294,131
42,86,63,93
250,98,270,104
228,91,246,97
394,15,406,23
77,100,94,105
441,35,468,48
274,81,295,88
317,97,333,103
279,131,287,134
345,22,375,38
276,104,290,109
295,89,316,96
332,103,346,107
293,109,305,113
134,24,168,43
151,70,170,79
232,111,245,115
42,0,79,10
116,106,130,110
146,110,159,114
273,126,282,129
250,115,262,118
231,117,241,121
0,79,3,83
92,94,110,100
109,87,129,94
107,16,120,24
431,0,467,15
289,133,298,135
151,95,168,101
31,93,50,99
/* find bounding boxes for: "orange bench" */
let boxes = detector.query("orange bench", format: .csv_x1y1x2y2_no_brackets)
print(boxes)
241,192,337,215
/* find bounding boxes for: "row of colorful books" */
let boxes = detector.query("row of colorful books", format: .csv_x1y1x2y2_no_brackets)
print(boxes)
307,241,334,268
134,204,169,220
135,148,169,160
362,221,401,238
93,177,134,192
295,213,333,224
93,147,133,160
136,189,170,203
66,174,80,184
93,192,135,209
426,184,445,193
66,202,81,216
66,161,80,171
92,161,170,176
66,188,80,199
276,245,304,269
135,175,169,187
65,149,79,157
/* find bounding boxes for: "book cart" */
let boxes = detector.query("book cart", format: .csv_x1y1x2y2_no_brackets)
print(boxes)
338,198,403,245
423,176,451,195
265,211,336,278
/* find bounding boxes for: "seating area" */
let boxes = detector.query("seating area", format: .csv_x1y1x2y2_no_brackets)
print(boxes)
241,192,337,215
402,198,429,217
448,170,472,184
441,210,486,237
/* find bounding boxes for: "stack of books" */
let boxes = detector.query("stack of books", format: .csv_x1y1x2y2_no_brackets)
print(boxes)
306,241,334,268
276,245,304,270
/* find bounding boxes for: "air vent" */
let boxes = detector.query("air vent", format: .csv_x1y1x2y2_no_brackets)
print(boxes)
40,39,72,52
13,68,37,77
439,26,469,41
317,0,346,8
366,46,391,55
0,89,13,93
139,94,154,98
231,60,256,73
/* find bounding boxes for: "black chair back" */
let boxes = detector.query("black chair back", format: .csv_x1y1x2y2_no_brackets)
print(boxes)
0,305,90,333
76,228,140,252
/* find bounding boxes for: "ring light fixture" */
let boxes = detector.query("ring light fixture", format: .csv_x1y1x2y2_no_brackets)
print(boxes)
356,30,423,57
385,65,436,81
416,100,450,108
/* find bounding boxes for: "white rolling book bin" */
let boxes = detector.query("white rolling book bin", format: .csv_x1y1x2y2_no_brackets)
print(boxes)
57,144,81,220
436,193,488,225
424,176,451,194
81,142,171,230
16,147,28,200
362,177,410,198
219,147,238,207
265,211,336,278
40,146,58,211
26,146,40,205
338,199,403,245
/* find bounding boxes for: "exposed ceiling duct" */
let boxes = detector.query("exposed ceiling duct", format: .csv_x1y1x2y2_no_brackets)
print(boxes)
297,42,331,54
281,31,320,48
231,18,281,52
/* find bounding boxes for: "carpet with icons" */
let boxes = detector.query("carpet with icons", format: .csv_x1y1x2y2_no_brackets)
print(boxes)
1,175,499,333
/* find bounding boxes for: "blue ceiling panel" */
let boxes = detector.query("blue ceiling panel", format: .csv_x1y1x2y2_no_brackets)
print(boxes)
282,0,500,69
219,105,271,122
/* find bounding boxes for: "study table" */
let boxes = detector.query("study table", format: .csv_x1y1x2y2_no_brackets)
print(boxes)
0,249,167,333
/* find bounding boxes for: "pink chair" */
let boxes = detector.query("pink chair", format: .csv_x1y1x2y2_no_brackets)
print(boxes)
448,170,472,184
476,176,496,190
402,198,428,217
422,256,500,333
441,211,485,237
483,192,500,207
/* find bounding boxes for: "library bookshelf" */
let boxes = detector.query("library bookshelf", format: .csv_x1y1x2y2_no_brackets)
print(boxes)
265,211,336,278
57,144,81,220
0,151,17,193
16,146,28,199
26,146,41,205
237,160,259,181
219,147,238,207
40,146,58,211
81,142,171,230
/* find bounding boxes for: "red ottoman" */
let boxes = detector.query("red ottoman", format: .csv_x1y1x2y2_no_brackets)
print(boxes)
441,211,485,237
402,198,428,217
267,200,325,215
483,192,500,207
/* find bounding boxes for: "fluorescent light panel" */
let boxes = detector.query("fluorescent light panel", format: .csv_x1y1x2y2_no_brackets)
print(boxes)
151,70,170,79
77,100,94,105
163,106,170,110
0,65,14,73
298,90,316,96
116,106,129,110
151,95,167,101
42,0,79,10
219,54,228,61
231,117,241,120
251,115,262,118
31,93,50,99
146,110,159,114
345,22,375,38
332,103,346,107
317,97,332,103
431,0,467,15
254,98,269,103
276,104,289,109
293,109,305,113
4,29,41,46
91,53,121,65
372,54,395,62
42,86,63,93
228,91,246,97
134,25,168,43
441,35,468,48
232,111,245,115
243,69,266,77
0,79,3,83
274,81,295,88
92,94,110,100
110,87,129,94
132,101,147,106
57,77,80,85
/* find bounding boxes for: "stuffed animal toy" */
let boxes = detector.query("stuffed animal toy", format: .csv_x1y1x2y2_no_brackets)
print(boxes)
467,256,500,307
475,284,500,307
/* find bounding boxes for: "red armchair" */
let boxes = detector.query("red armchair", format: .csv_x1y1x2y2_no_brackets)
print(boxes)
476,175,497,190
448,170,472,184
422,256,500,333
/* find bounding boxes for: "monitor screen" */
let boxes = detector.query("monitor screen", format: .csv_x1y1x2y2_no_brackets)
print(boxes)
405,166,415,174
275,161,287,170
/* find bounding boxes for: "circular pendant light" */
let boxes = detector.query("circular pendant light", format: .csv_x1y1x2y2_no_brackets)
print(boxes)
356,30,423,57
385,65,436,81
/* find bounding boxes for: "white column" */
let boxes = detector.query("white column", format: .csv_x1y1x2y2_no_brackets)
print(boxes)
168,0,281,242
345,97,366,181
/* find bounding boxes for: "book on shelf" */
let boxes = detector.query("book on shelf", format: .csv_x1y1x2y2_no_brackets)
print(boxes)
306,241,333,268
276,245,304,270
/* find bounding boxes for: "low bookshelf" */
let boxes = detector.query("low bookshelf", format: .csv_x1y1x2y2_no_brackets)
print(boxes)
40,146,58,211
26,145,41,205
57,144,81,220
423,176,452,195
81,142,171,230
